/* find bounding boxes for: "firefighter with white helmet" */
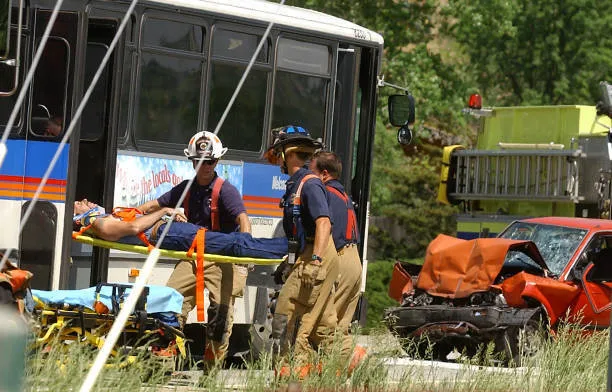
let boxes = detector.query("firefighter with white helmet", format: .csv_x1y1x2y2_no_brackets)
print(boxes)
184,131,228,161
139,130,251,368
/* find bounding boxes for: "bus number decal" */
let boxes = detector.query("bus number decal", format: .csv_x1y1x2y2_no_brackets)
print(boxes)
353,29,368,40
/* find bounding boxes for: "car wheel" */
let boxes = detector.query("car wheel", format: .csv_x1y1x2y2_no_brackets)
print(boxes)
498,312,548,366
401,336,453,361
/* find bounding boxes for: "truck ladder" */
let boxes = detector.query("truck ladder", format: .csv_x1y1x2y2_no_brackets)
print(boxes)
450,149,586,202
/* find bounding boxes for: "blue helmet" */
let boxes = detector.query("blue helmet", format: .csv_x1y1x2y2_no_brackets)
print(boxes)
270,125,322,154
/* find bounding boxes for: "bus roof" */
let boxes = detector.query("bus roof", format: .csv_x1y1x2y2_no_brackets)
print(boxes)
145,0,384,46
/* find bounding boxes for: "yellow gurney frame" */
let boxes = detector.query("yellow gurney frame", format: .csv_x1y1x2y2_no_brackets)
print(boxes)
33,283,188,364
72,232,284,265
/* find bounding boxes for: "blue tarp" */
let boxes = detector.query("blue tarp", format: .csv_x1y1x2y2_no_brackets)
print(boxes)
32,285,183,315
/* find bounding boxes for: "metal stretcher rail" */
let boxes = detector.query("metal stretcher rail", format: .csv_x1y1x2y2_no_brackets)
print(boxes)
72,232,284,265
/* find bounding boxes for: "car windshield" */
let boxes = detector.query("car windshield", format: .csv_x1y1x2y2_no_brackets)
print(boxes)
499,222,588,276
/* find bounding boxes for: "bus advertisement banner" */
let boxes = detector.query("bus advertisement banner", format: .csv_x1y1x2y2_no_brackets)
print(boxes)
114,154,243,207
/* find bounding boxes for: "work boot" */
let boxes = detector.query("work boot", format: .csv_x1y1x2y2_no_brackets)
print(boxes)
347,345,367,375
275,364,314,380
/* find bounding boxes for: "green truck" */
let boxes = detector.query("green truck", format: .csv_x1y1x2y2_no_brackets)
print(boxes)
438,100,612,239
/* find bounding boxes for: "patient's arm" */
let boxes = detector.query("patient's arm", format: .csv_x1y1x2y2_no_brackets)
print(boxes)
138,199,162,214
92,208,174,241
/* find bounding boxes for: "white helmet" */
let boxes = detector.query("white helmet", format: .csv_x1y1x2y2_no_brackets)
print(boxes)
184,131,228,161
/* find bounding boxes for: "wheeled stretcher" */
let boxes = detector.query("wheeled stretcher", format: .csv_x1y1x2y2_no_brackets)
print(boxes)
30,232,284,365
32,283,188,365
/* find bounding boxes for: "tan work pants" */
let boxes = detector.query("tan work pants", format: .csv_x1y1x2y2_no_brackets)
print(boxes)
272,236,339,365
334,245,362,356
310,244,362,357
166,260,247,365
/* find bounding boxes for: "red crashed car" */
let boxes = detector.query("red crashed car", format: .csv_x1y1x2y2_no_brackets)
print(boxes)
385,217,612,363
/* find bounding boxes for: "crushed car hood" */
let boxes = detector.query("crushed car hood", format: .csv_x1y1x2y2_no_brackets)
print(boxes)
416,234,549,299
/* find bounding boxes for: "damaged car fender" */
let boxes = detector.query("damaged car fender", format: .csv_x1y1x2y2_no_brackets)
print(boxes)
499,272,581,326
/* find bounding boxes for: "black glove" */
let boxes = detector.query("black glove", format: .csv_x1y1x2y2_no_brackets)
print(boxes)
596,101,612,118
272,258,291,285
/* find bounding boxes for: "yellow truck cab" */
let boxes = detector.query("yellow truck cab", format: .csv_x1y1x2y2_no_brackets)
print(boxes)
439,102,612,239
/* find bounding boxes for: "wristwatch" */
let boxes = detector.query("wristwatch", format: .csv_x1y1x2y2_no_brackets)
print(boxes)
311,254,323,263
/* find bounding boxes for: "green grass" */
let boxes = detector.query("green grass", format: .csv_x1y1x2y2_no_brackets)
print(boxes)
23,322,609,391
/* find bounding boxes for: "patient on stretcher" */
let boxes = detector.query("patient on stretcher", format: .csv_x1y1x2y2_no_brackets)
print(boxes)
73,199,287,259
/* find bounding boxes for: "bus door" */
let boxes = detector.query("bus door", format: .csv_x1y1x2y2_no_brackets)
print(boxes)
19,10,77,290
332,44,379,324
332,44,361,193
68,11,126,288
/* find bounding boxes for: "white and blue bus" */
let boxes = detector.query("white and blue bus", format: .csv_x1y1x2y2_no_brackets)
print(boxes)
1,0,412,358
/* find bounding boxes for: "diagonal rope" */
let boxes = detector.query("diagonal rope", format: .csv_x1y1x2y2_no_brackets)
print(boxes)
0,0,138,273
79,1,285,390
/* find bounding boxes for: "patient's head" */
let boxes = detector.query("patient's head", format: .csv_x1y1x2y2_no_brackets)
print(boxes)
74,199,98,216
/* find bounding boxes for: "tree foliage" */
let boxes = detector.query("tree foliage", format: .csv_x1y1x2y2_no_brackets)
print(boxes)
287,0,612,261
442,0,612,105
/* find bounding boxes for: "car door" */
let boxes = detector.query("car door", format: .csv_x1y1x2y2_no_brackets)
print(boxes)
565,233,612,328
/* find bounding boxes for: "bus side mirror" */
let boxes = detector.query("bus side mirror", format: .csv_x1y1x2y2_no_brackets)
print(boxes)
397,126,412,145
388,94,415,127
389,94,415,145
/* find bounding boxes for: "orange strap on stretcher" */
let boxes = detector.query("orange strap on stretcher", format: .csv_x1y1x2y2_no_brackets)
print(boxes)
187,228,207,322
72,207,155,250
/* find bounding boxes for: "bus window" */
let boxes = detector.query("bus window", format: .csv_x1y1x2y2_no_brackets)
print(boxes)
135,17,205,147
81,42,109,141
209,28,269,152
0,32,24,132
272,72,328,140
209,64,267,151
117,49,134,143
29,37,69,138
117,16,135,144
143,18,203,52
272,38,331,140
0,0,9,60
212,28,267,62
135,54,202,145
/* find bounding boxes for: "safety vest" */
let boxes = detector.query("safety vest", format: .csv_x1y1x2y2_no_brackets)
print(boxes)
325,185,358,242
183,177,225,231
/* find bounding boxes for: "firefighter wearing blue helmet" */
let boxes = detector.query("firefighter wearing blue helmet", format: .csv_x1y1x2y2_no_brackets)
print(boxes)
267,125,340,375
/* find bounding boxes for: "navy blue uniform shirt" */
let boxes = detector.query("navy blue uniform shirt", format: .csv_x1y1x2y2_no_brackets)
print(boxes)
281,167,330,241
325,179,360,250
157,173,246,233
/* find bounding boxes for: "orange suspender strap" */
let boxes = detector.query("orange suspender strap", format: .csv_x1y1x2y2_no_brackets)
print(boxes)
294,174,318,207
187,228,207,322
292,174,318,237
72,223,93,239
210,177,224,231
325,185,357,241
111,207,155,250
